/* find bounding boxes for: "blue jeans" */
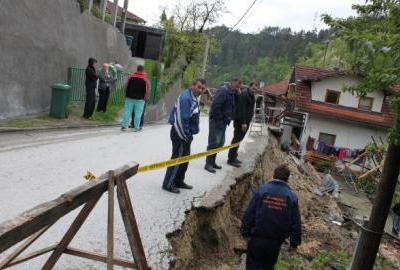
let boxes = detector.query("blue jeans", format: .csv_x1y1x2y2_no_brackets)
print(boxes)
206,118,227,165
393,213,400,234
121,98,145,129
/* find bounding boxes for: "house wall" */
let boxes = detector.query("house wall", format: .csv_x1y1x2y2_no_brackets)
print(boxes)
311,77,385,112
301,114,388,150
0,0,131,120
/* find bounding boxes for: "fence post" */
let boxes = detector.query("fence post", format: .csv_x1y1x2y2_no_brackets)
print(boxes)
107,171,115,270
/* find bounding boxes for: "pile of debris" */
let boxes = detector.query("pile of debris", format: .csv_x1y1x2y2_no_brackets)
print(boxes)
167,133,399,270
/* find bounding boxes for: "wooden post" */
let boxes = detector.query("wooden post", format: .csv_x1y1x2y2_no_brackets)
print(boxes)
350,141,400,270
42,196,101,270
88,0,94,14
116,178,149,270
120,0,129,34
0,225,52,269
107,171,115,270
100,0,107,21
112,0,118,27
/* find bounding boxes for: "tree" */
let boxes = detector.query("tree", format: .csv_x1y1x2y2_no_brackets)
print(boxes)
322,1,400,269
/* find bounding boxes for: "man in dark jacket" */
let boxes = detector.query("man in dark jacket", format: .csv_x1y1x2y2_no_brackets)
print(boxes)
83,57,98,119
162,78,206,194
121,65,150,131
241,165,302,270
205,79,241,173
227,82,257,167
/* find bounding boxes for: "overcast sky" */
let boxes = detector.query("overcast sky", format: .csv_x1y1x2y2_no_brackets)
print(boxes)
126,0,364,33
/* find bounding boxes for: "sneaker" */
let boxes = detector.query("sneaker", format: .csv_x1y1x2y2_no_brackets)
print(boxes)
133,128,141,132
176,183,193,189
162,186,180,194
121,127,127,131
230,158,242,164
204,164,216,173
227,160,241,168
213,163,222,169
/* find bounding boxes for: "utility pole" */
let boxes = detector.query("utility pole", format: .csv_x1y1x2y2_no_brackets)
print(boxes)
88,0,94,14
112,0,118,27
201,36,210,79
100,0,107,21
120,0,129,34
350,118,400,270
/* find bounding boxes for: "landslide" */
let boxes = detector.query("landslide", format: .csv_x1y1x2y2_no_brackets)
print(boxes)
167,134,399,270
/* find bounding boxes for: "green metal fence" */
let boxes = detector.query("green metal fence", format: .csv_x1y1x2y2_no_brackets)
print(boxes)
67,67,129,105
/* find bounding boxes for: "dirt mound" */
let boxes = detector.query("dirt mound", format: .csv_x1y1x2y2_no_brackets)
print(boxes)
167,135,399,270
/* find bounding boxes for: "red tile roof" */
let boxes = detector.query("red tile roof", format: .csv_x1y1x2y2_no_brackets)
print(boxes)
262,80,288,96
293,65,348,82
292,65,394,128
106,1,145,23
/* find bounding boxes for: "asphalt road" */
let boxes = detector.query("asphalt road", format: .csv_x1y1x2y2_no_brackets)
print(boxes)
0,117,254,270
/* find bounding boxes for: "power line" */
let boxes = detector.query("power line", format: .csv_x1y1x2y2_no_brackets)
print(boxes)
229,0,259,31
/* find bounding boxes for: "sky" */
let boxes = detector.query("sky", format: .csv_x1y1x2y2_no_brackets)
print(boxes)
126,0,365,33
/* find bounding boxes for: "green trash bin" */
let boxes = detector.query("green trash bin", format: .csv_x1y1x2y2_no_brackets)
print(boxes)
50,83,72,118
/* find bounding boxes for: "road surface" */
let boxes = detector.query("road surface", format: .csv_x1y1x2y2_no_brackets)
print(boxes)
0,117,255,270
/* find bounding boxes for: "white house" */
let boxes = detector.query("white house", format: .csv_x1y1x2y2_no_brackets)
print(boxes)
286,65,396,152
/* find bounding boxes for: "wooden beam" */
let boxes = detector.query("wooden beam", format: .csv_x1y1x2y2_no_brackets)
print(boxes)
116,178,149,270
4,245,57,268
0,224,52,269
107,171,115,270
42,196,102,270
0,162,138,253
64,247,136,268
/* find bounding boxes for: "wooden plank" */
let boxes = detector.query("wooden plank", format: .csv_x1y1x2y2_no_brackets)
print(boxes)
0,224,52,269
42,196,102,270
64,247,136,268
0,162,138,253
107,171,115,270
4,245,57,268
116,178,150,270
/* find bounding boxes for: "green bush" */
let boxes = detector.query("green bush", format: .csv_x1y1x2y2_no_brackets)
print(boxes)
312,161,334,173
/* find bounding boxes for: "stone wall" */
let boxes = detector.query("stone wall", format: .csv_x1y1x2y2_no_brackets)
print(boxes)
0,0,131,119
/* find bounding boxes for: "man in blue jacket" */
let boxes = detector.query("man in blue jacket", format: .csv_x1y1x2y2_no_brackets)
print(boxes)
241,164,302,270
205,79,242,173
162,78,206,194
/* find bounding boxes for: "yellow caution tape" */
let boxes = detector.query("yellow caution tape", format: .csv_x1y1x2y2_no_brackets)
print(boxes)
83,171,97,181
83,142,240,180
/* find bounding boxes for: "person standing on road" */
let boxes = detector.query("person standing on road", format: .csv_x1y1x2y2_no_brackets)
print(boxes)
83,57,98,119
121,65,150,131
241,165,302,270
162,78,206,194
204,79,242,173
227,82,257,167
96,63,114,113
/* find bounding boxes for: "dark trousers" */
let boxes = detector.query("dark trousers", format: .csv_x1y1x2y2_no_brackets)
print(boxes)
97,87,110,112
131,103,146,128
228,123,248,162
83,86,96,118
246,238,282,270
206,118,227,166
162,127,192,189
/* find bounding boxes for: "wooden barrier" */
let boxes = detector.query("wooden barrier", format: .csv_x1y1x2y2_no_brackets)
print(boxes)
0,162,150,270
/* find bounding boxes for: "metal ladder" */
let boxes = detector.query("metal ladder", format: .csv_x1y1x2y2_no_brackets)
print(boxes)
249,94,266,136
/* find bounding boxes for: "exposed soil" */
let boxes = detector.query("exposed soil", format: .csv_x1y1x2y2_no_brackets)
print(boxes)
167,134,400,270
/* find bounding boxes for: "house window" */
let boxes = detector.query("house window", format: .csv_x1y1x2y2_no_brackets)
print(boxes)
358,97,374,111
319,132,336,146
325,90,341,104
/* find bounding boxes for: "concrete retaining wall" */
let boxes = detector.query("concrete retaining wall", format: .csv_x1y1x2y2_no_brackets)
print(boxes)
0,0,131,120
144,77,183,123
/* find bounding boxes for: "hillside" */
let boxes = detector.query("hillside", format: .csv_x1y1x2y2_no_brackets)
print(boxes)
207,26,331,86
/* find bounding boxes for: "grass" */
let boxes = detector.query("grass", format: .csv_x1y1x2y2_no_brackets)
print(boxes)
91,103,121,123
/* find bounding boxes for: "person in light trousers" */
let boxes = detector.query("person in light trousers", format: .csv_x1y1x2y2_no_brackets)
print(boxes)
121,65,150,131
